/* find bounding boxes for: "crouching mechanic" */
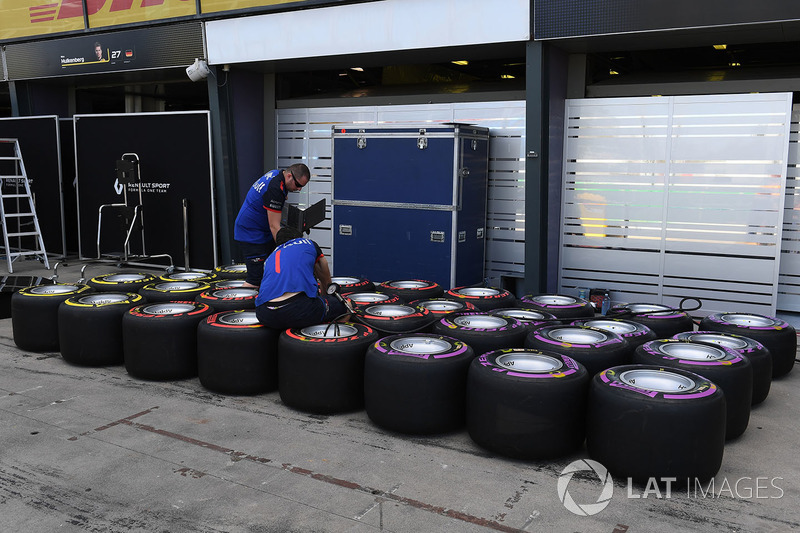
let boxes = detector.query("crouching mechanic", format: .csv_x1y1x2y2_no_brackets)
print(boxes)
255,227,347,329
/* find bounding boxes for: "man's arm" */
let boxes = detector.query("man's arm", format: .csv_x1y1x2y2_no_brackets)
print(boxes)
314,255,332,293
267,209,282,241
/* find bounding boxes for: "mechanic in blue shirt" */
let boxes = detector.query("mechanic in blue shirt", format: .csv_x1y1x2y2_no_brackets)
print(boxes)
255,227,347,329
234,163,311,287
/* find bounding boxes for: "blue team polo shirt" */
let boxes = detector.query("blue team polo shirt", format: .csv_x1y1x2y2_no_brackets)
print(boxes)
233,169,288,244
256,237,323,306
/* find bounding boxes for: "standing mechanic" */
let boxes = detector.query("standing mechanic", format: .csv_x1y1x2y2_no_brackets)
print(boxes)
234,163,311,288
255,227,347,329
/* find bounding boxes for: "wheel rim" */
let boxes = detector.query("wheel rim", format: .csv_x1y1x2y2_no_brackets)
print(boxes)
78,293,130,305
496,352,564,373
453,315,508,328
582,319,638,334
103,274,149,282
165,272,208,280
214,280,247,289
684,333,748,350
718,313,776,327
30,284,80,294
455,288,500,297
211,288,257,298
531,295,577,305
418,300,463,312
388,280,428,289
495,309,550,322
619,369,696,392
348,293,390,303
154,282,200,291
299,324,359,338
143,303,196,315
660,342,726,361
332,276,363,285
219,311,259,325
388,336,452,354
365,305,416,317
548,327,608,344
628,303,670,313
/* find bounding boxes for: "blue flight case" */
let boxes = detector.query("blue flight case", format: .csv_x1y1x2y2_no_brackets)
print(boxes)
331,124,489,290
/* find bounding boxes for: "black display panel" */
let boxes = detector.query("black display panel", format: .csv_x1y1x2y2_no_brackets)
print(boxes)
0,116,66,257
535,0,800,40
74,112,217,269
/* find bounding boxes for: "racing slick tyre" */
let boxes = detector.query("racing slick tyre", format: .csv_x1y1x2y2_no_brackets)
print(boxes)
587,365,726,482
87,272,158,293
212,263,247,280
467,349,589,459
158,271,215,283
490,308,558,335
58,292,145,366
699,312,796,379
195,287,258,312
278,322,379,414
408,298,478,331
122,301,213,380
515,294,594,320
674,330,772,405
355,304,434,334
12,283,94,352
332,276,375,294
364,334,474,434
139,281,212,303
432,312,527,356
443,287,516,311
571,318,657,351
197,310,280,395
524,325,630,378
634,339,752,440
376,280,444,302
607,303,694,338
345,292,403,312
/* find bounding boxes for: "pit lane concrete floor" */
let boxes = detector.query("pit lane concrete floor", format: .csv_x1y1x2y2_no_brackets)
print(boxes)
1,257,799,533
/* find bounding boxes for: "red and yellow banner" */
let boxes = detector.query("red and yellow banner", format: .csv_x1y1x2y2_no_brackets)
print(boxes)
199,0,299,15
0,0,197,41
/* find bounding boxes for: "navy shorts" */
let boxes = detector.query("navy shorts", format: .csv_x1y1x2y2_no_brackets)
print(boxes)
256,293,348,330
237,240,276,286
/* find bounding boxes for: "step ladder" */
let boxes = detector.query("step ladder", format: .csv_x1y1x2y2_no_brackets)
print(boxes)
0,138,49,273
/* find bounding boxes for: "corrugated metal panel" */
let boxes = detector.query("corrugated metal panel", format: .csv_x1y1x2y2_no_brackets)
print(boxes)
276,101,526,286
560,93,793,316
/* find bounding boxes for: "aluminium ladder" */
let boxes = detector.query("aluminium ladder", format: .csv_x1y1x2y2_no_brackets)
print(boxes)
0,139,49,273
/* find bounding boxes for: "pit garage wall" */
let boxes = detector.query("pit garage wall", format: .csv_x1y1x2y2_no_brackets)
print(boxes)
558,92,793,316
276,101,526,288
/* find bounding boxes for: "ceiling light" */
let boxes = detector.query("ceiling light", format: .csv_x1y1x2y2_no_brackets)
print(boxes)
350,67,364,72
501,74,515,79
729,61,741,67
452,60,469,65
713,44,727,50
609,70,619,75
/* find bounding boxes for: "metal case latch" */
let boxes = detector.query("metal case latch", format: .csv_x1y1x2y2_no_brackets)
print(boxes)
458,231,466,243
357,137,367,149
339,225,353,236
430,231,445,243
417,129,427,150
